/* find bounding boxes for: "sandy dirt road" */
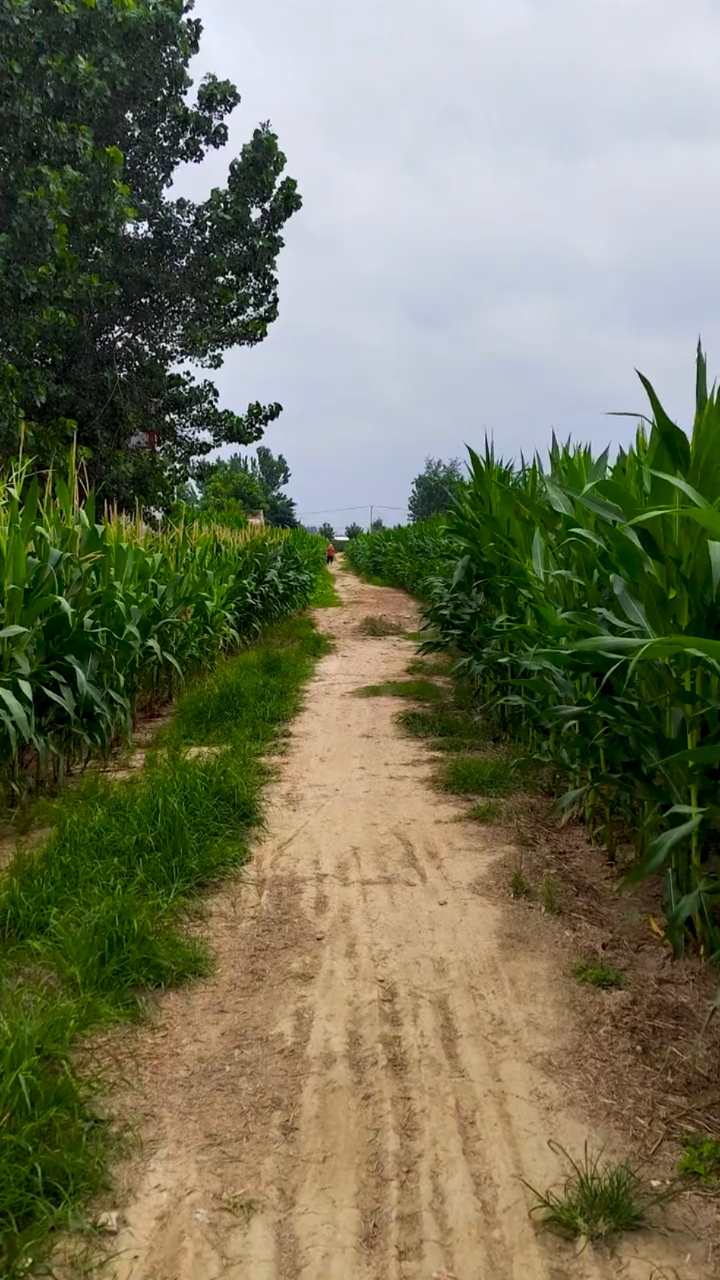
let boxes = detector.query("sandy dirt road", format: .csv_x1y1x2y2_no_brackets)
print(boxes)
107,569,705,1280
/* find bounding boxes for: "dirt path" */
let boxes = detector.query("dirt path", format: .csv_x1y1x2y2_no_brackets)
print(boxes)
107,570,705,1280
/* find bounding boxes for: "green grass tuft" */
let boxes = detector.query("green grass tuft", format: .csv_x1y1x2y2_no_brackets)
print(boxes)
526,1141,671,1241
356,679,444,702
677,1134,720,1182
510,862,532,898
540,873,561,915
0,616,329,1277
439,755,515,796
572,960,624,990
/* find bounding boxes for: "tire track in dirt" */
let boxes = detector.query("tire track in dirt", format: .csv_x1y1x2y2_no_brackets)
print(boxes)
103,568,707,1280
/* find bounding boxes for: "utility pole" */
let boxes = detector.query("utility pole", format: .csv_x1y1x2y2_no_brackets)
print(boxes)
369,504,373,532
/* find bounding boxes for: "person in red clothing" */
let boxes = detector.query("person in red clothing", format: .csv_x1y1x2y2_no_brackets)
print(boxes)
326,543,335,565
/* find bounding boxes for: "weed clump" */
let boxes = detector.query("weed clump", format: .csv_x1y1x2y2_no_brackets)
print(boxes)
510,861,532,898
440,755,515,797
356,679,444,701
678,1134,720,1183
357,615,404,637
526,1141,671,1241
540,874,561,915
406,655,454,677
399,706,479,743
572,960,624,990
467,800,502,823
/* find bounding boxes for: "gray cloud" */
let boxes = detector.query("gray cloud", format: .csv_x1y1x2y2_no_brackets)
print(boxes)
180,0,720,525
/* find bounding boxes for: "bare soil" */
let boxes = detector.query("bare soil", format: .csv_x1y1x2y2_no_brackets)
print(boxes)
100,570,713,1280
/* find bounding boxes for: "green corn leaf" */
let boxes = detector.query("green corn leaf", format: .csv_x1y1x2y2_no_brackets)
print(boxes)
624,815,704,886
611,575,654,636
0,687,31,739
708,541,720,598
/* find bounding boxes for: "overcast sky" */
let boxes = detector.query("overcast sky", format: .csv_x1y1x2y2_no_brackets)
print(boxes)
180,0,720,529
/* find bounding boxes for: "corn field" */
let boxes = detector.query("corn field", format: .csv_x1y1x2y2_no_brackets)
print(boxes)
0,459,324,794
348,347,720,960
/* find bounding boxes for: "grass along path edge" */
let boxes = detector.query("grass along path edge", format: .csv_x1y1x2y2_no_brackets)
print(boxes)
0,615,330,1279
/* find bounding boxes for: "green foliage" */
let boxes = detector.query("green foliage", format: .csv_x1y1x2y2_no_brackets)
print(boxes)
318,522,335,542
408,457,464,523
0,984,111,1280
0,615,328,1275
526,1142,669,1241
198,457,268,516
253,446,291,496
572,960,625,989
370,516,385,531
354,345,720,959
345,516,451,594
0,458,324,796
266,491,299,529
677,1134,720,1182
309,568,341,608
196,447,298,527
0,0,301,506
345,522,364,540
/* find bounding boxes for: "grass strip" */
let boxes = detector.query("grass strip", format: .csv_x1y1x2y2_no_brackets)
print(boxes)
308,567,341,608
439,755,517,796
0,615,329,1278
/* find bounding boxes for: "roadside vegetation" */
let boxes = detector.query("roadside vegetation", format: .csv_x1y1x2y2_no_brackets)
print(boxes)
347,346,720,963
0,459,325,806
0,613,330,1277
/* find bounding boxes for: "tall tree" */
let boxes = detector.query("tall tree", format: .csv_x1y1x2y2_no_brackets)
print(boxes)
345,522,363,540
195,446,298,526
0,0,301,507
265,492,298,529
197,455,267,517
253,445,291,497
408,457,464,522
318,522,335,541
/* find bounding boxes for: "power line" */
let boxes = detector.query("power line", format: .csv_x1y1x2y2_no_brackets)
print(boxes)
296,504,370,517
296,503,407,517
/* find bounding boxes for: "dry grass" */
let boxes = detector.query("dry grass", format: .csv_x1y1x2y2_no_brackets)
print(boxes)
357,615,405,637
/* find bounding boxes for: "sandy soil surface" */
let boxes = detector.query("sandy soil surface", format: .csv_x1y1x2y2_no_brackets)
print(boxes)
104,568,708,1280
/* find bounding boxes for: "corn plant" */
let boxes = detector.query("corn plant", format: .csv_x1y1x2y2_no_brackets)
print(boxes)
353,346,720,959
0,458,324,796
